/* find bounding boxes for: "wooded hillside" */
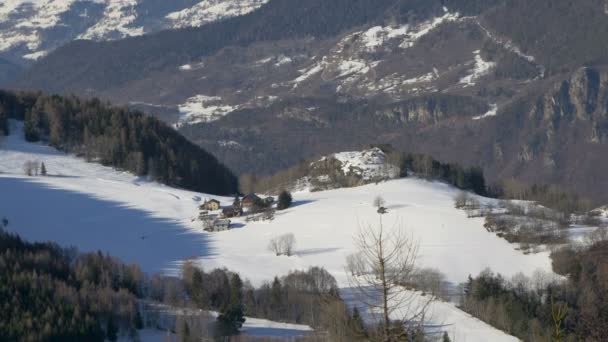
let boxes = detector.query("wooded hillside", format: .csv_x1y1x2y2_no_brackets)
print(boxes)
0,91,238,195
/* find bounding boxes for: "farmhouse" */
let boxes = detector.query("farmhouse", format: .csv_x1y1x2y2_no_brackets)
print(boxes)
241,194,262,209
204,219,231,232
222,207,243,218
200,199,221,211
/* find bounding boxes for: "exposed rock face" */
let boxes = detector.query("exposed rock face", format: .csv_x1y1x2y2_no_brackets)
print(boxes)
530,68,608,145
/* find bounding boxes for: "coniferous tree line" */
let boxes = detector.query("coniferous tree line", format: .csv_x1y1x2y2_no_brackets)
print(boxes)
0,217,370,341
0,90,237,195
0,224,145,341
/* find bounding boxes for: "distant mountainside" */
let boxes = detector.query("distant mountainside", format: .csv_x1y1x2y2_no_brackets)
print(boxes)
10,0,608,203
0,0,268,83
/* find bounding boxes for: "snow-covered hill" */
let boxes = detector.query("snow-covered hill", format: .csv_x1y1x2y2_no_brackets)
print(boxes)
0,122,553,340
0,0,268,64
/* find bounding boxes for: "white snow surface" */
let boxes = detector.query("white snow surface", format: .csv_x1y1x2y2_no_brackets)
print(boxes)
78,0,144,40
0,0,267,59
0,122,554,340
473,103,498,120
166,0,267,29
355,11,460,52
459,50,496,86
324,148,400,181
0,0,76,52
176,95,239,125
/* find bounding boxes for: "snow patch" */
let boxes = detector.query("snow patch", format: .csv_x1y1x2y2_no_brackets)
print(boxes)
292,60,325,86
176,95,239,126
352,11,459,53
402,69,439,85
78,0,144,40
459,50,496,86
324,148,400,181
473,104,498,120
166,0,268,29
0,0,76,53
275,54,292,67
22,49,48,60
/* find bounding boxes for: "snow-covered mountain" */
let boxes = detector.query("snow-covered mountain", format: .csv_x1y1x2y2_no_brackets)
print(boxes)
0,0,268,65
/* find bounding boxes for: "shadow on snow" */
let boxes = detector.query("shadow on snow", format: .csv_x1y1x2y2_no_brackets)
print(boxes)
0,177,214,276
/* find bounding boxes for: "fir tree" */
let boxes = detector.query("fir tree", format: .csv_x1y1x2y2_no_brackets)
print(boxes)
40,162,47,176
351,306,366,337
277,191,293,210
106,316,118,342
217,274,246,336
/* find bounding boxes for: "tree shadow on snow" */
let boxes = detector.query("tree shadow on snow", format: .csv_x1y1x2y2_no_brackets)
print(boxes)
289,199,316,208
0,177,215,276
295,247,342,256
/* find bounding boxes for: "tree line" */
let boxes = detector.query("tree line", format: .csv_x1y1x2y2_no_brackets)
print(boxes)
0,215,375,341
0,222,144,341
461,238,608,341
0,90,237,195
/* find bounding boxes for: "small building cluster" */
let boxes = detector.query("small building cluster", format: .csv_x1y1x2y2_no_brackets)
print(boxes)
198,194,275,232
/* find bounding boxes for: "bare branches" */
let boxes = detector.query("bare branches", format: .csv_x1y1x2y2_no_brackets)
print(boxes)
346,214,432,341
268,233,296,256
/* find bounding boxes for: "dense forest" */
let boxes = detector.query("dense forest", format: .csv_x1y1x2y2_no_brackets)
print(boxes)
0,216,371,341
0,219,144,341
462,238,608,341
0,90,237,195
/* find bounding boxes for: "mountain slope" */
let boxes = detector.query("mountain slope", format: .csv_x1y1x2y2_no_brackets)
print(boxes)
0,128,549,340
0,91,238,195
0,0,269,84
11,0,608,204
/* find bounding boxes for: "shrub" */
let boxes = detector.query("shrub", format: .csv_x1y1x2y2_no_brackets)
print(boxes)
277,191,293,210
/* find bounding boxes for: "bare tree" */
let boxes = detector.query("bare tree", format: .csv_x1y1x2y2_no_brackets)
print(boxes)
280,233,296,256
346,217,431,341
268,233,296,256
373,196,386,209
23,160,37,176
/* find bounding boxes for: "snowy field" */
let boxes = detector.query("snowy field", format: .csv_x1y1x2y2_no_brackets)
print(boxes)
0,122,554,340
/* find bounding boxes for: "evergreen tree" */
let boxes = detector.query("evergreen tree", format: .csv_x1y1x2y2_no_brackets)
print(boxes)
217,274,246,336
40,162,47,176
106,316,118,342
180,320,190,342
443,331,452,342
350,306,366,337
134,310,143,330
270,277,283,318
277,191,293,210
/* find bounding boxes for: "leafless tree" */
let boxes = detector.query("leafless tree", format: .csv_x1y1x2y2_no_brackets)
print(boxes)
281,233,296,256
346,217,431,341
373,196,386,209
268,233,296,256
23,160,39,176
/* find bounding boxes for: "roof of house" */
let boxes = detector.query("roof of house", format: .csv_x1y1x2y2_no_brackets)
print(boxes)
242,193,262,201
205,199,221,204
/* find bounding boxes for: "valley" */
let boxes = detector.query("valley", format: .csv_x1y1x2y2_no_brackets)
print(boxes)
2,0,608,340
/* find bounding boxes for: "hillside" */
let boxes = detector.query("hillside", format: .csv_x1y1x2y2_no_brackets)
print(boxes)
0,127,557,340
0,91,238,195
9,0,608,204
